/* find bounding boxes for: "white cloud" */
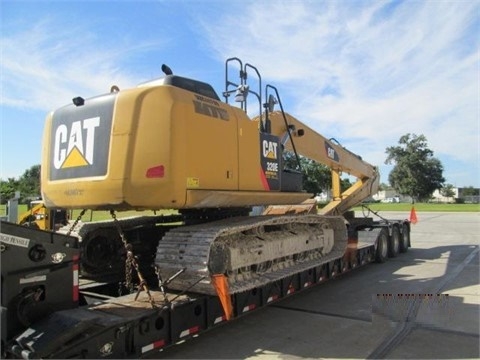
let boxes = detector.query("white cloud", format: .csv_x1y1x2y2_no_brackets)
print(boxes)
1,1,477,186
1,17,166,112
198,0,480,185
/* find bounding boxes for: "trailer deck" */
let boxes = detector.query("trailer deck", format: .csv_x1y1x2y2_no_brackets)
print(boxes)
7,238,378,359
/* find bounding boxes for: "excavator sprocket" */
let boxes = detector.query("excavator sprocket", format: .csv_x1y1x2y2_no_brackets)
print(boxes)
58,215,179,278
155,214,347,295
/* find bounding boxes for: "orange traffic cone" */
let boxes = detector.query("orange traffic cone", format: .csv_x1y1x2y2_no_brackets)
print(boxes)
211,274,233,320
410,206,418,224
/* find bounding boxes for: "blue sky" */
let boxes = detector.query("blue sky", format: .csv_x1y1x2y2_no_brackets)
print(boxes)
1,0,479,188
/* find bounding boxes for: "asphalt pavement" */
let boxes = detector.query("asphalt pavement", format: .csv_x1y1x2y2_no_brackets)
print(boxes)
150,211,480,359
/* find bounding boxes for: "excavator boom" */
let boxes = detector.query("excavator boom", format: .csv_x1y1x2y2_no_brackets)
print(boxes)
266,111,380,215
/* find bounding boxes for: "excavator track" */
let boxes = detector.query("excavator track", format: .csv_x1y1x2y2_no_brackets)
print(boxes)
155,214,347,295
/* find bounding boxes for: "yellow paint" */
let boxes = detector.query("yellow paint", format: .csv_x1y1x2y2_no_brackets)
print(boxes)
62,147,89,168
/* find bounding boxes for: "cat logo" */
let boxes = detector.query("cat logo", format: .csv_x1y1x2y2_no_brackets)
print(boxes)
53,117,100,170
262,140,278,160
49,93,115,181
325,141,339,162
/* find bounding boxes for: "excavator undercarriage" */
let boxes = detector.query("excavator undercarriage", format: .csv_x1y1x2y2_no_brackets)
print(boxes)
156,213,347,295
58,207,347,298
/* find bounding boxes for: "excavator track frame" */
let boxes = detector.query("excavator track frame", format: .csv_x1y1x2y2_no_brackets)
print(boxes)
156,214,347,295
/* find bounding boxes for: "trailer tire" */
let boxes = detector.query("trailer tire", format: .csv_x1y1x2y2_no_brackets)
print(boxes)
388,225,400,258
375,228,388,263
400,223,410,253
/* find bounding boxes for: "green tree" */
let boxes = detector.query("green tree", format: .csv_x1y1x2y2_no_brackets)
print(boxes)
440,183,455,202
379,182,394,191
385,134,445,202
0,178,19,204
284,152,330,194
340,177,353,192
462,186,480,196
283,152,351,195
17,164,41,202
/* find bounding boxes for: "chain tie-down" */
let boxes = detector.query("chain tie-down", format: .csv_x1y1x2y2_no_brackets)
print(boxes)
110,210,156,308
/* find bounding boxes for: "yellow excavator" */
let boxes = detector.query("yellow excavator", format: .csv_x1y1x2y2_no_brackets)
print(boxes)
17,199,68,231
2,58,412,358
40,57,399,298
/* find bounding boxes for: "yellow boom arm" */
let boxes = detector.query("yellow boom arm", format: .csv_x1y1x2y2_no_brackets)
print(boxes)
267,111,380,215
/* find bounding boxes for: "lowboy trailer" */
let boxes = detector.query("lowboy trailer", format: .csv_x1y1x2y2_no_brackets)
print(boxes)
1,213,410,359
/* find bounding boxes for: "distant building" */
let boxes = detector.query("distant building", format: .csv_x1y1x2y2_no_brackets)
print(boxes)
323,187,479,204
432,187,480,203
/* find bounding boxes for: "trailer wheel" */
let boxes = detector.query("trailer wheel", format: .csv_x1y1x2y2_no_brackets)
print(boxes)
375,228,388,263
388,225,400,258
400,223,410,253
